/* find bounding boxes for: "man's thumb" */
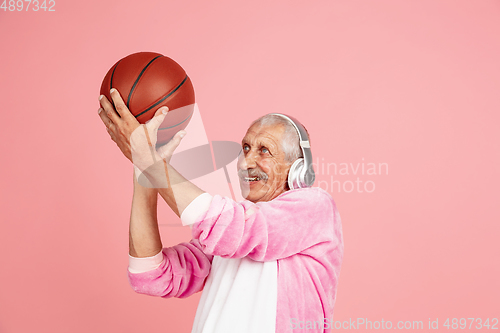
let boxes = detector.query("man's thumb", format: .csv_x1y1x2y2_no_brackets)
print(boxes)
147,107,169,128
157,130,187,160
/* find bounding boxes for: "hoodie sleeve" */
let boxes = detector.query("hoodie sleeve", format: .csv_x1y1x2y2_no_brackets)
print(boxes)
127,238,213,298
189,187,339,262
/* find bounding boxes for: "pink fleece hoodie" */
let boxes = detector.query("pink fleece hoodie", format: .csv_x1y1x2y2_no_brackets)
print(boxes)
128,187,344,332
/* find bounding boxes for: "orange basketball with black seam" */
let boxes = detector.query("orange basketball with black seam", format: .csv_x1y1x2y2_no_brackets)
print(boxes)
100,52,195,146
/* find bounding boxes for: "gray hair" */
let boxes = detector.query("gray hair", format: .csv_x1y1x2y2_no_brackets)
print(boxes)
249,114,309,163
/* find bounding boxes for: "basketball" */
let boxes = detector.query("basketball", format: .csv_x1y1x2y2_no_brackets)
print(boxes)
100,52,195,146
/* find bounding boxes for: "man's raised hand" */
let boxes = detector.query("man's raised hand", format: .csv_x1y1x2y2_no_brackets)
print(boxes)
98,88,186,187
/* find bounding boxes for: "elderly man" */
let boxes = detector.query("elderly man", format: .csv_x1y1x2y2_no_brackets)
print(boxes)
98,89,344,333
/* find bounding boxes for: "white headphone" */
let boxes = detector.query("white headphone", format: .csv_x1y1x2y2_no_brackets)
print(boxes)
269,113,315,190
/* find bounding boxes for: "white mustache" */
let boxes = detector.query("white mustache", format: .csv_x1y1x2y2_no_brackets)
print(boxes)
238,169,268,180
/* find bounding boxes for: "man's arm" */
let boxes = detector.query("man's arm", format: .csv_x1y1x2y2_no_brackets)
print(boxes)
140,160,205,218
187,188,342,262
98,91,214,297
129,169,162,258
127,169,214,298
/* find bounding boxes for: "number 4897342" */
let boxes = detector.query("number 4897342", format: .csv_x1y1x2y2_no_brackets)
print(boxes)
1,0,56,11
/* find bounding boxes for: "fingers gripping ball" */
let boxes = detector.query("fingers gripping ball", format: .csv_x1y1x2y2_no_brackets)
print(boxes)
100,52,195,146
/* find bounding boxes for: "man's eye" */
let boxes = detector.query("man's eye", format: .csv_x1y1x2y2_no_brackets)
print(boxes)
243,145,250,151
261,147,269,154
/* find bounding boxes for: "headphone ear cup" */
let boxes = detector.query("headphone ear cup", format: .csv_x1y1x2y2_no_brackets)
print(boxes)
287,158,304,190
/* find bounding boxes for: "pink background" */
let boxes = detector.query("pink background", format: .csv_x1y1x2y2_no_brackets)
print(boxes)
1,0,499,332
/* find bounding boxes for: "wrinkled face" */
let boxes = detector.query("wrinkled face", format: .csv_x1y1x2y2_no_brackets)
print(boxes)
238,123,292,203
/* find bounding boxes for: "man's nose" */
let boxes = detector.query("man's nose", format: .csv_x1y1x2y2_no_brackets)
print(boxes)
238,151,258,170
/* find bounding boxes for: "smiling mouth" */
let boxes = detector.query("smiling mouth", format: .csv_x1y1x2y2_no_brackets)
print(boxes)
242,176,262,183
